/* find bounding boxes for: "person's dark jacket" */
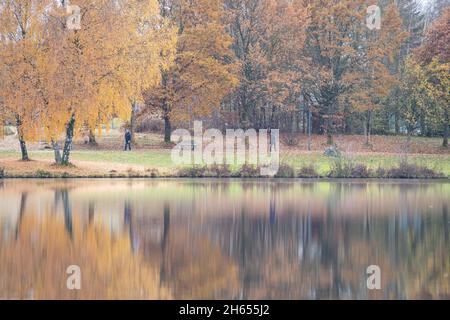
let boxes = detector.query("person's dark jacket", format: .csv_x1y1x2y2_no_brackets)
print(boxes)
125,131,132,143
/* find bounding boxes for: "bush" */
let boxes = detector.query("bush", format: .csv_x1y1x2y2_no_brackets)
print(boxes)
35,170,53,178
127,168,141,177
146,168,159,178
61,172,70,178
177,165,232,178
0,167,4,178
375,166,387,178
329,156,351,178
385,160,443,179
275,163,296,178
329,156,371,178
177,166,208,178
238,164,260,178
298,165,319,178
109,171,126,178
207,164,231,177
351,163,371,178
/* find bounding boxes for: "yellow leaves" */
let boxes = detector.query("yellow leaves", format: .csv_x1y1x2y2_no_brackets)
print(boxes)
162,227,239,299
420,58,450,120
0,213,170,299
319,1,406,115
398,56,438,126
0,1,57,141
0,0,177,141
144,0,237,122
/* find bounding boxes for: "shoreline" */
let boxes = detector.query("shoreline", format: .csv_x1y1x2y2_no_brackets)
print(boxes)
1,145,449,180
1,174,449,180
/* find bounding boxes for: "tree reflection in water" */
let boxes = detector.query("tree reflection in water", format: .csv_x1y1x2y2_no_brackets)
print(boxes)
0,179,448,299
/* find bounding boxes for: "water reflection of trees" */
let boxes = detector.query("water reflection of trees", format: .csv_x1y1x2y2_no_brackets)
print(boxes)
137,202,240,299
0,181,449,300
0,190,171,299
185,201,450,299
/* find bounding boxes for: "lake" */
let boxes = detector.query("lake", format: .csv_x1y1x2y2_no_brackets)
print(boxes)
0,178,449,299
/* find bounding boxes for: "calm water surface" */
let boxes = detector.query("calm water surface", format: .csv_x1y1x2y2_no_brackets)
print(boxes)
0,179,449,299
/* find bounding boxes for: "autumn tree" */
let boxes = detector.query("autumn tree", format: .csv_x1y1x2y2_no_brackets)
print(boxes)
38,0,176,165
426,0,450,22
396,0,426,56
302,0,364,143
415,7,449,147
0,0,53,160
375,0,424,135
223,0,309,130
144,0,239,143
420,59,450,147
398,57,434,144
343,3,406,145
416,7,449,65
300,1,404,143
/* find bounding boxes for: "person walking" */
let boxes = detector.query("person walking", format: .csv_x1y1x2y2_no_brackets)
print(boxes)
124,129,132,151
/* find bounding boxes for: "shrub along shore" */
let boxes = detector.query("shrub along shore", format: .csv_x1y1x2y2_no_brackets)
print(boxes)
0,152,448,179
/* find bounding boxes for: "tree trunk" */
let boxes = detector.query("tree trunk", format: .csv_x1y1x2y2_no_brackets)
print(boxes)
394,112,400,134
343,103,352,134
18,137,29,161
344,116,352,134
124,201,135,252
406,129,412,154
160,203,170,285
15,192,28,239
61,115,75,165
444,129,449,148
307,107,312,151
15,117,29,161
292,110,297,133
365,111,372,145
302,108,306,134
326,117,333,145
130,102,137,143
383,112,390,134
88,130,97,146
420,114,426,137
164,114,171,144
88,201,95,224
61,189,72,238
52,140,62,165
443,111,449,148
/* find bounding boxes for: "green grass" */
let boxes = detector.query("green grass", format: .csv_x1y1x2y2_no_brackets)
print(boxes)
1,150,449,177
281,153,450,177
71,150,175,168
0,150,176,167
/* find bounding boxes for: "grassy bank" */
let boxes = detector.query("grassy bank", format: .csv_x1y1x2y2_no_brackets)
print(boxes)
0,150,449,179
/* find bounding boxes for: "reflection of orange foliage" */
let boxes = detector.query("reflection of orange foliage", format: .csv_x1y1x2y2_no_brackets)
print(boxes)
405,242,450,299
243,221,450,300
0,214,171,299
164,228,239,299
